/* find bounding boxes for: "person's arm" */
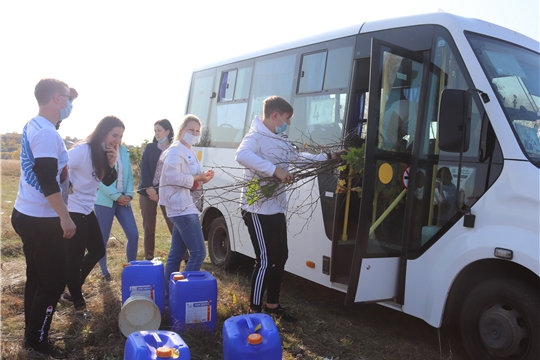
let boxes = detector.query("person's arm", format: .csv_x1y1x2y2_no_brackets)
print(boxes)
139,144,153,193
98,180,122,201
235,134,276,177
161,150,195,189
33,157,76,238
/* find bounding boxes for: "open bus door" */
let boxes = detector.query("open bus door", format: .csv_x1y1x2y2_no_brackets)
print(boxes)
342,39,426,305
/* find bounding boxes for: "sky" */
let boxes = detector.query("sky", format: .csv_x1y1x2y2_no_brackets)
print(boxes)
1,0,538,146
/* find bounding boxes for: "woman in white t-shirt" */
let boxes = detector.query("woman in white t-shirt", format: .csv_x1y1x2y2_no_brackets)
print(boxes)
159,115,214,285
64,116,123,320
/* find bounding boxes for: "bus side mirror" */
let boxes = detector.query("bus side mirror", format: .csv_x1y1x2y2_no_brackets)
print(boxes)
438,89,471,153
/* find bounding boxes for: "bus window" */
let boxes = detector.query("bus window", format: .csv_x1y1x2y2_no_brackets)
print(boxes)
289,94,346,145
235,67,253,100
218,66,253,102
218,69,237,102
188,69,215,131
298,51,327,94
297,46,354,95
249,53,297,119
203,64,253,147
324,46,354,90
378,53,422,153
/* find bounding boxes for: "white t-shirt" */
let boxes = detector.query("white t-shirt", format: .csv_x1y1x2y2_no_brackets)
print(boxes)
68,143,102,215
14,116,69,217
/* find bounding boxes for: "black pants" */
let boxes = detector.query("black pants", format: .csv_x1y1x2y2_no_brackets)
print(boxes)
66,211,105,307
11,208,67,347
242,211,288,307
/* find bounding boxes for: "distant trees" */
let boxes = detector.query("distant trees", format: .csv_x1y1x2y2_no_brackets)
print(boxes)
1,133,144,162
1,133,22,159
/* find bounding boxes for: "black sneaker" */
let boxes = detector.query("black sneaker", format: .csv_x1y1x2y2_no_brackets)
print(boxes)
263,304,297,322
25,339,69,359
102,274,113,282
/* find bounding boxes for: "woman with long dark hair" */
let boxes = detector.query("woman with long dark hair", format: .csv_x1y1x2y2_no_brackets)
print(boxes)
137,119,175,260
95,118,138,281
64,115,122,320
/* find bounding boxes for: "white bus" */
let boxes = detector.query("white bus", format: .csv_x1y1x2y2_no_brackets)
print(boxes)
185,12,539,359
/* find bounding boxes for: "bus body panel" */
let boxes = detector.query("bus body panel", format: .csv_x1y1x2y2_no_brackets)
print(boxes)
355,257,400,302
403,160,540,327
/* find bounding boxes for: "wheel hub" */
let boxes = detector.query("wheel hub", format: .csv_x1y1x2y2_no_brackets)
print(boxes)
479,303,527,357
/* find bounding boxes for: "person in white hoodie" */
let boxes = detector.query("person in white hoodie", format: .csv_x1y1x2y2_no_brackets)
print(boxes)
235,96,336,322
159,114,214,285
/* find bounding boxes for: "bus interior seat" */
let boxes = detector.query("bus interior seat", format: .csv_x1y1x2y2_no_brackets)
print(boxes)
309,123,342,145
217,124,240,143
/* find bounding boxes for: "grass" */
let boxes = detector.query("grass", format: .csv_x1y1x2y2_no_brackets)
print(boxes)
0,159,467,359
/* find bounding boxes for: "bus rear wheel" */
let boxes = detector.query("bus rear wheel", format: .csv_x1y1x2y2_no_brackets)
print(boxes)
207,217,238,270
460,277,539,359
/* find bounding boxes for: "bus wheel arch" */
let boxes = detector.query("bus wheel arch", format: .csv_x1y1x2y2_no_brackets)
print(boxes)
460,277,539,359
207,216,239,270
443,259,539,327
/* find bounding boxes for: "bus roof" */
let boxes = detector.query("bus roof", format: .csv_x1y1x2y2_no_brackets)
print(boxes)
193,12,538,72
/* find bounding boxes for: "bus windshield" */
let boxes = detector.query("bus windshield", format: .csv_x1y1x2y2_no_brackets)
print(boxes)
467,33,540,164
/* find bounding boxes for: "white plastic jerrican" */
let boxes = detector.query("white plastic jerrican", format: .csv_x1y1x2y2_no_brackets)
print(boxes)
118,295,161,337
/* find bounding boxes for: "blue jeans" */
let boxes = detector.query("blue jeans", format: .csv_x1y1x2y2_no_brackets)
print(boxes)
95,202,139,277
165,214,206,285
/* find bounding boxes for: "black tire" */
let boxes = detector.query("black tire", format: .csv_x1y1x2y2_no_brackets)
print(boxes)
207,217,238,270
460,277,539,359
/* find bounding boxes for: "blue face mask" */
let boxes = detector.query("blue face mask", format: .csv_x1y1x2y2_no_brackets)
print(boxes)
275,122,288,134
158,136,168,144
60,100,73,120
275,115,288,134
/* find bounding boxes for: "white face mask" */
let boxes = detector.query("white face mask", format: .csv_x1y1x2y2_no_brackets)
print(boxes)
183,132,200,146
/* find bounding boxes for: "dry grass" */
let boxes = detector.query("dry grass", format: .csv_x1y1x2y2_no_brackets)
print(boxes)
1,159,467,359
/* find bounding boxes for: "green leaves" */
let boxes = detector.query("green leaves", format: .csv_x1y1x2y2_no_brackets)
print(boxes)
340,145,365,174
260,182,279,198
245,178,280,205
245,179,260,206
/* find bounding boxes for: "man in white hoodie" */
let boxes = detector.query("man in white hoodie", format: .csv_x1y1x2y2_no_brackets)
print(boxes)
235,96,331,322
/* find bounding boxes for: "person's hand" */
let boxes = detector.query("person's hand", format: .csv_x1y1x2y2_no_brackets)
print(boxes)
146,187,157,197
201,169,214,184
60,215,77,239
69,88,78,102
105,146,118,167
330,149,347,160
117,195,131,206
195,169,214,184
274,166,294,183
149,193,159,202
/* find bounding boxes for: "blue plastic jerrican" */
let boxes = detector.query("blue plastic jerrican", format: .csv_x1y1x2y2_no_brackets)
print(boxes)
123,330,191,360
222,313,282,360
122,260,165,315
168,271,217,332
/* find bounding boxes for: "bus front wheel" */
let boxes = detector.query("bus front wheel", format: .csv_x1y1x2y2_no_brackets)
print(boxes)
460,277,539,359
207,217,238,270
